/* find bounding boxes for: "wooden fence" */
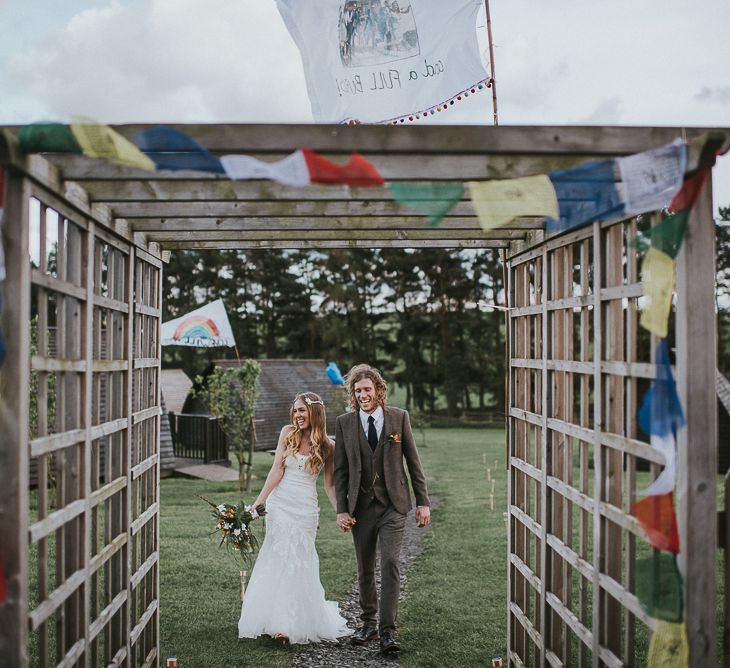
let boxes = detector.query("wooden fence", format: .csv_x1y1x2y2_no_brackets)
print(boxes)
506,185,717,665
168,412,228,464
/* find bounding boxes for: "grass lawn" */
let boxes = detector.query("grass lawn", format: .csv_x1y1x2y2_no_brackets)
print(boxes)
159,426,507,667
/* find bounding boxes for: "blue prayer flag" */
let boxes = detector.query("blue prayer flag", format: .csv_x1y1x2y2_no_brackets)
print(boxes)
134,127,225,174
638,340,685,438
326,361,345,385
546,159,624,234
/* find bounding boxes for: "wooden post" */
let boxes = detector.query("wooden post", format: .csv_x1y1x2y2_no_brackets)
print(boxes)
483,0,499,126
0,169,31,666
675,177,717,665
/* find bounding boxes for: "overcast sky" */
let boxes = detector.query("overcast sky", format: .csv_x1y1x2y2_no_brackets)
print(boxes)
1,0,728,209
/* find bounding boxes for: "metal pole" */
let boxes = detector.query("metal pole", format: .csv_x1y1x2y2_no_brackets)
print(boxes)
484,0,499,126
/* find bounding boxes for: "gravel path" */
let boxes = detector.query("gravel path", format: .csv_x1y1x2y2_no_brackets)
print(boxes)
291,497,440,668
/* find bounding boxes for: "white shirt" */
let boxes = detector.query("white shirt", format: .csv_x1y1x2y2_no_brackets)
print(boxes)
359,406,384,441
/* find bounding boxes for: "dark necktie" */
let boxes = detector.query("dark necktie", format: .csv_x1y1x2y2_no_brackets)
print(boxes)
367,415,378,451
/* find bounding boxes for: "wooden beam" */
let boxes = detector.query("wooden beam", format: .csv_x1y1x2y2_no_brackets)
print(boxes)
0,169,31,667
159,238,511,250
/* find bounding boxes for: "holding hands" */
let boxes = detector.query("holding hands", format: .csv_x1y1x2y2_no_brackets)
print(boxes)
337,512,356,532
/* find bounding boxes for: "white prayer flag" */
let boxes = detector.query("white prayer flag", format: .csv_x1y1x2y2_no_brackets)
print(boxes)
617,139,687,216
161,299,236,348
641,433,677,497
221,150,311,187
276,0,489,124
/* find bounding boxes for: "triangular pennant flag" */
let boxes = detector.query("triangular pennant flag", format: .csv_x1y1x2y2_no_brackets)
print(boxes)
134,127,224,174
639,340,685,438
388,182,464,227
639,247,675,339
220,150,311,187
636,553,684,622
633,492,680,553
17,122,82,153
617,139,687,216
648,621,690,667
301,149,384,187
642,434,677,496
468,175,559,231
161,299,236,348
669,167,710,213
546,159,625,234
70,118,155,171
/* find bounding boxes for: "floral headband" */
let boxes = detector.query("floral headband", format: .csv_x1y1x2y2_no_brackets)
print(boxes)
304,397,324,406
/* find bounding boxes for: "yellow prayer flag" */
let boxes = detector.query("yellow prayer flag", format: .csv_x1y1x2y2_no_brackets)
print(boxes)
468,175,559,231
70,118,155,171
648,620,689,667
640,247,675,338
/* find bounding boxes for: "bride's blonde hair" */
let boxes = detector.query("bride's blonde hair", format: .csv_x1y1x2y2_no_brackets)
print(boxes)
281,392,332,474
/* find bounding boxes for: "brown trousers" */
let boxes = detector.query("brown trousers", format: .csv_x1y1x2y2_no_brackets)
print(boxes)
351,498,406,634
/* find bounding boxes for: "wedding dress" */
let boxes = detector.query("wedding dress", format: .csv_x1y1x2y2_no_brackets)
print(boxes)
238,453,350,643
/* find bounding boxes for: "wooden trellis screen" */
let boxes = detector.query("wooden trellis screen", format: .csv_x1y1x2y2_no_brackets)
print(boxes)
0,168,162,667
506,188,718,666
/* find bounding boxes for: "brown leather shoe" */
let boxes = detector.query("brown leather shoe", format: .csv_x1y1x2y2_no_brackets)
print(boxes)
350,626,378,645
380,631,401,654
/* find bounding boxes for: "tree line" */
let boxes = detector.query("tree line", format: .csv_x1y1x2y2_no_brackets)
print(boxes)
162,248,507,418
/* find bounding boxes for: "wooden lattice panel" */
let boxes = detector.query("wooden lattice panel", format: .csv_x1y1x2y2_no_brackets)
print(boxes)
507,217,677,667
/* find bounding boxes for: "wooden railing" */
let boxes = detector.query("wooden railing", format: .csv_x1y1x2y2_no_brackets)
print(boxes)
168,413,228,464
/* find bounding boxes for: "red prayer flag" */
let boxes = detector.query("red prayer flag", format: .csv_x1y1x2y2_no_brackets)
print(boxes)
632,492,680,553
0,555,7,605
302,148,384,187
669,167,709,213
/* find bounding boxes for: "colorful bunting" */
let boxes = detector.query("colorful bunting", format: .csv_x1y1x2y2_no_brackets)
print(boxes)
617,139,686,216
639,340,685,439
639,247,675,339
17,122,82,153
135,127,224,174
636,552,684,622
546,159,624,234
70,118,155,171
648,621,690,667
633,492,680,554
387,183,464,227
326,361,345,385
468,175,558,231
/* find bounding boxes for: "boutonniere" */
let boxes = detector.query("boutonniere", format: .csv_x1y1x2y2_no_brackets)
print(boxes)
388,433,401,444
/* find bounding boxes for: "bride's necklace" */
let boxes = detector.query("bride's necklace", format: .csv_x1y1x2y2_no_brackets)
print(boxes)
297,436,311,471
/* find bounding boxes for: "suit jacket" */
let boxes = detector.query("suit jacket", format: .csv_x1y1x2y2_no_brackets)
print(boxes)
334,406,429,516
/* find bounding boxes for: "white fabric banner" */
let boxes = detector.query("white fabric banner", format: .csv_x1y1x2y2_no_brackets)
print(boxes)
276,0,488,124
161,299,236,348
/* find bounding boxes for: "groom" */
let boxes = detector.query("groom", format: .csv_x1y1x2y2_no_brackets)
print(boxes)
334,363,430,654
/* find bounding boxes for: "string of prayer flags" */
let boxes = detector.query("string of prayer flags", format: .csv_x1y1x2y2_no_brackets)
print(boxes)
639,247,675,338
17,122,82,154
135,127,224,174
647,620,690,667
617,139,686,216
633,492,681,554
387,182,464,227
545,159,624,234
468,175,558,231
639,340,685,438
221,149,384,187
636,552,684,622
70,118,155,171
326,361,345,385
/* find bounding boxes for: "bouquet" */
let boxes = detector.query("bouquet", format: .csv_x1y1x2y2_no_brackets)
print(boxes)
199,496,266,572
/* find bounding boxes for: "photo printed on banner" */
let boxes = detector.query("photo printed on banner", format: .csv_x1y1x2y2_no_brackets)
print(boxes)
339,1,420,68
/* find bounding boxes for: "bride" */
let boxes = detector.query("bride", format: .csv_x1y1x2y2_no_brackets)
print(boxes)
238,392,350,644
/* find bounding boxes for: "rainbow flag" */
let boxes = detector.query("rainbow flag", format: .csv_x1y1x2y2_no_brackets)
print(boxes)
161,299,236,348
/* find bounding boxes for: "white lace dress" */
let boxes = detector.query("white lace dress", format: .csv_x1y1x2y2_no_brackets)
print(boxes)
238,453,349,643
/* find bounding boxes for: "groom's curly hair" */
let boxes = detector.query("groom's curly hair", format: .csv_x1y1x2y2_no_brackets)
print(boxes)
344,363,388,411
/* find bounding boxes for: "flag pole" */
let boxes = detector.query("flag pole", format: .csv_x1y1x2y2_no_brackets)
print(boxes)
484,0,498,126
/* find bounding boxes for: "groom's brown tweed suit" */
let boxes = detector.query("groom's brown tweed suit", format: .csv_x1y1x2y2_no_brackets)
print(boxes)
334,406,429,634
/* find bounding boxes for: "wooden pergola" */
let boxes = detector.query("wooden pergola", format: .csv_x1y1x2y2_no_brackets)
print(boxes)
0,123,725,667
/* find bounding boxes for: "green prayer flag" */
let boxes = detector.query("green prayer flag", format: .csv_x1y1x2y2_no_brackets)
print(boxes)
636,552,683,623
388,182,464,227
18,123,82,153
630,209,690,259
